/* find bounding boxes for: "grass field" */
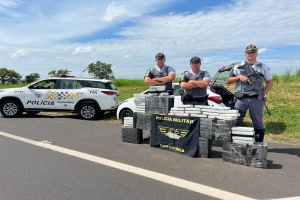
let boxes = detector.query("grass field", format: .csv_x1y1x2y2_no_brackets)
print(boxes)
1,73,299,144
113,79,147,100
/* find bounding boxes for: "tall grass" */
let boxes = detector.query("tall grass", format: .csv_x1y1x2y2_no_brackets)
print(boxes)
282,69,294,82
113,79,145,87
272,74,280,83
295,68,300,80
0,83,27,89
272,68,300,83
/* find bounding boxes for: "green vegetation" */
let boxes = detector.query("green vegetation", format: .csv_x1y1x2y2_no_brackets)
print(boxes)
0,83,27,89
0,70,299,144
86,61,114,80
113,79,147,100
48,69,71,77
0,68,22,84
25,73,40,83
113,79,145,88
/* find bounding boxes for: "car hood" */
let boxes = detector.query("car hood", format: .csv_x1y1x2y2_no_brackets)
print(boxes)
0,87,25,93
119,97,134,104
0,88,12,92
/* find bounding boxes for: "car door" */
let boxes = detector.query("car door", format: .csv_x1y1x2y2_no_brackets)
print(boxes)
24,79,58,109
55,79,83,110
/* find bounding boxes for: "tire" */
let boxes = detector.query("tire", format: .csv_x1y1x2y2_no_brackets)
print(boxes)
120,108,133,123
0,100,22,118
77,103,99,120
26,111,40,116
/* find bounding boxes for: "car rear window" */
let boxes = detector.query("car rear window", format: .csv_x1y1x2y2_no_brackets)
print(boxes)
108,83,117,90
80,80,117,90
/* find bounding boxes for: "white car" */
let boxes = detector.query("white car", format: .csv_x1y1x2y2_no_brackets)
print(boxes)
0,78,118,120
117,83,226,121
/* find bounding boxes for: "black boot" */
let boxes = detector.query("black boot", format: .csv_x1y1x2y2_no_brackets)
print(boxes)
254,129,265,142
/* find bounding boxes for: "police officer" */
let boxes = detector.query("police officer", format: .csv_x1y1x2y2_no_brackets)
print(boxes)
180,56,210,105
226,44,273,142
144,52,176,94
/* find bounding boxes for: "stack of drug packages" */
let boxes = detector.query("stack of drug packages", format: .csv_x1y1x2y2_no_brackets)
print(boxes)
168,105,239,158
131,87,174,131
121,117,143,144
133,86,173,114
145,93,174,115
169,105,240,120
132,93,151,130
149,85,167,92
169,106,239,142
223,126,268,168
214,109,239,143
133,93,146,113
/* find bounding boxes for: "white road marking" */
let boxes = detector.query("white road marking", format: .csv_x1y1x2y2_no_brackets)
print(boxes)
0,131,255,200
40,140,53,144
268,197,300,200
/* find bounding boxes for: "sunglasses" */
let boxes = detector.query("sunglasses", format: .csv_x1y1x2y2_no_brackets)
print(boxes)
156,58,165,60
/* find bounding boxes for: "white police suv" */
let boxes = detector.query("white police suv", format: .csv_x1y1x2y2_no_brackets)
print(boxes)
0,78,118,120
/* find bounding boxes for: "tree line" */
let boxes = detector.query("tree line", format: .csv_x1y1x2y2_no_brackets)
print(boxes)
0,60,114,85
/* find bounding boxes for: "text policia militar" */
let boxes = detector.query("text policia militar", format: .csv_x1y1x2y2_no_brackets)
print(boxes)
155,115,194,124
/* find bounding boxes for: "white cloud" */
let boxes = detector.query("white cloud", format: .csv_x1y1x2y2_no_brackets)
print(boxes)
0,0,162,43
124,54,132,58
0,0,22,18
258,48,269,54
10,49,28,58
102,1,130,22
72,46,94,55
0,0,300,78
118,0,300,51
0,0,19,8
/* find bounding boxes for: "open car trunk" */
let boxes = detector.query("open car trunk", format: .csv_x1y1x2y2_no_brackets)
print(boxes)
210,64,237,108
210,83,235,108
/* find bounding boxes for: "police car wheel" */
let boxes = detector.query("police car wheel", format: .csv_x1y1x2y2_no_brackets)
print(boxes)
78,103,99,120
120,108,133,124
0,100,22,118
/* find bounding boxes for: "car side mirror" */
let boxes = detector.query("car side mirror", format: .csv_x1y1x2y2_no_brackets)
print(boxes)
28,85,33,89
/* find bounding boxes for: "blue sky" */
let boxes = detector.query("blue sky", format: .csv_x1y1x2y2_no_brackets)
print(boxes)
0,0,300,79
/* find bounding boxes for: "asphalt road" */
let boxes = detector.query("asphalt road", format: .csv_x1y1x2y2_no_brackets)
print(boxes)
0,114,299,200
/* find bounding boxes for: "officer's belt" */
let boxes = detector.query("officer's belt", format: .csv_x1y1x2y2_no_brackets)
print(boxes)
241,94,259,98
